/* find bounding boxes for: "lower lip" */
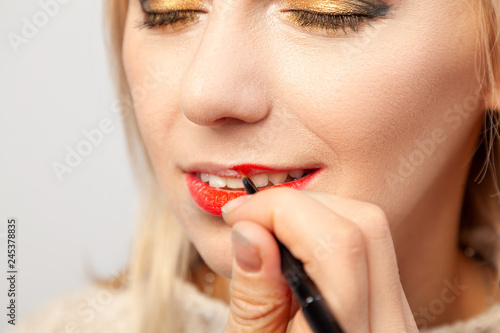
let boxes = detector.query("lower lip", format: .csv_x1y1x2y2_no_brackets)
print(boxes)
185,169,321,216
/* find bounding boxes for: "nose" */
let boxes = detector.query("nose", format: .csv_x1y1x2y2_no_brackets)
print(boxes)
179,5,271,127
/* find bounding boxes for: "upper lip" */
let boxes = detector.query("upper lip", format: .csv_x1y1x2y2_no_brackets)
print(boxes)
183,162,322,178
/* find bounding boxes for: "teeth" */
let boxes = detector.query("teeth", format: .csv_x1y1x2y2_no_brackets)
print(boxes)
199,169,309,189
289,169,304,179
250,174,269,187
209,175,226,188
268,172,288,185
200,173,210,182
226,177,244,189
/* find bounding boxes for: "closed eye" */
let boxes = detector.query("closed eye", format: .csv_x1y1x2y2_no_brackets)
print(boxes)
136,7,388,37
283,10,374,35
136,10,203,31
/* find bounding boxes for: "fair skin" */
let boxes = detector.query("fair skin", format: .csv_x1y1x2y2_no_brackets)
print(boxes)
122,0,500,331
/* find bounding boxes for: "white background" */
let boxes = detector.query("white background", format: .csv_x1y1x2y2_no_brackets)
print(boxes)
0,1,138,331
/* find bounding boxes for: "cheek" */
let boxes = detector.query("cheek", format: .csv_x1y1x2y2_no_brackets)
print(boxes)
122,25,196,172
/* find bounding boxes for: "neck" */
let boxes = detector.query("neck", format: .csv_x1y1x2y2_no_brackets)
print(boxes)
392,140,500,329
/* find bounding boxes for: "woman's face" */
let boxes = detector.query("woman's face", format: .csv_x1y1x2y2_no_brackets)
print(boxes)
123,0,485,278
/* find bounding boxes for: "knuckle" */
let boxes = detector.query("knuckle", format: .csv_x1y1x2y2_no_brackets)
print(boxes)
335,220,365,251
229,285,286,327
361,203,391,240
363,203,387,221
310,223,366,268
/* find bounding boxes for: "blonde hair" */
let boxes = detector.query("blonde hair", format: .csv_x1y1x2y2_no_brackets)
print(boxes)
103,0,500,331
460,0,500,269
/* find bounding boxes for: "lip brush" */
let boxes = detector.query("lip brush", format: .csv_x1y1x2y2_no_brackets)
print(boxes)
237,172,345,333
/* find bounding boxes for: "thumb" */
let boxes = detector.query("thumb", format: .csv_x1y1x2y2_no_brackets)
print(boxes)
224,221,293,333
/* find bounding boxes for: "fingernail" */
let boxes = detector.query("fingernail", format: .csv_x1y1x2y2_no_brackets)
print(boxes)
232,229,262,272
222,195,252,215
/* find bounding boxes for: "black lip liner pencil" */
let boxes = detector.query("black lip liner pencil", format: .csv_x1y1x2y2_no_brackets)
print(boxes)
239,174,345,333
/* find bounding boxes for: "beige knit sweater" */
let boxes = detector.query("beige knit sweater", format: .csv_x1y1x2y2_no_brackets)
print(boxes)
7,278,500,333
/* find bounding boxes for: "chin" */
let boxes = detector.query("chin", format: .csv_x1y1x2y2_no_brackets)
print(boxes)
196,234,234,278
178,209,235,278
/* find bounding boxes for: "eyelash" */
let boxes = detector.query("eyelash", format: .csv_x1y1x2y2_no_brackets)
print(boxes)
137,10,373,35
285,11,370,35
137,10,202,30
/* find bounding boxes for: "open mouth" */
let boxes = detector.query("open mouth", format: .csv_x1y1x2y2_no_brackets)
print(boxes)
185,167,322,216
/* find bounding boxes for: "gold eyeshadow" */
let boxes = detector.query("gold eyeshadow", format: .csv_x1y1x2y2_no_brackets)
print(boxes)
140,0,389,15
284,0,389,15
140,0,206,12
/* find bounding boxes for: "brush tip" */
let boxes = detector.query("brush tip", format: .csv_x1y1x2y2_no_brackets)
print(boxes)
236,169,247,178
242,176,259,194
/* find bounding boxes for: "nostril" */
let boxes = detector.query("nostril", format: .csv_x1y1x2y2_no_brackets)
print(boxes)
210,117,242,127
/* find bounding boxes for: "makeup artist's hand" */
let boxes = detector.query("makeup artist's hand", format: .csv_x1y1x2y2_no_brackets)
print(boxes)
221,187,419,333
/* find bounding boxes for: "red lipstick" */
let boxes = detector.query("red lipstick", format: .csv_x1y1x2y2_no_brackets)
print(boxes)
185,165,321,215
231,164,276,176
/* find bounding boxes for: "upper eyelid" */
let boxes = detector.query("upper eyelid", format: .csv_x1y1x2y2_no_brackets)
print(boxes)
280,0,390,14
139,0,209,13
138,0,391,13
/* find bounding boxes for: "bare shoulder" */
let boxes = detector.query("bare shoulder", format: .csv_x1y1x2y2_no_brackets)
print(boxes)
7,283,131,333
